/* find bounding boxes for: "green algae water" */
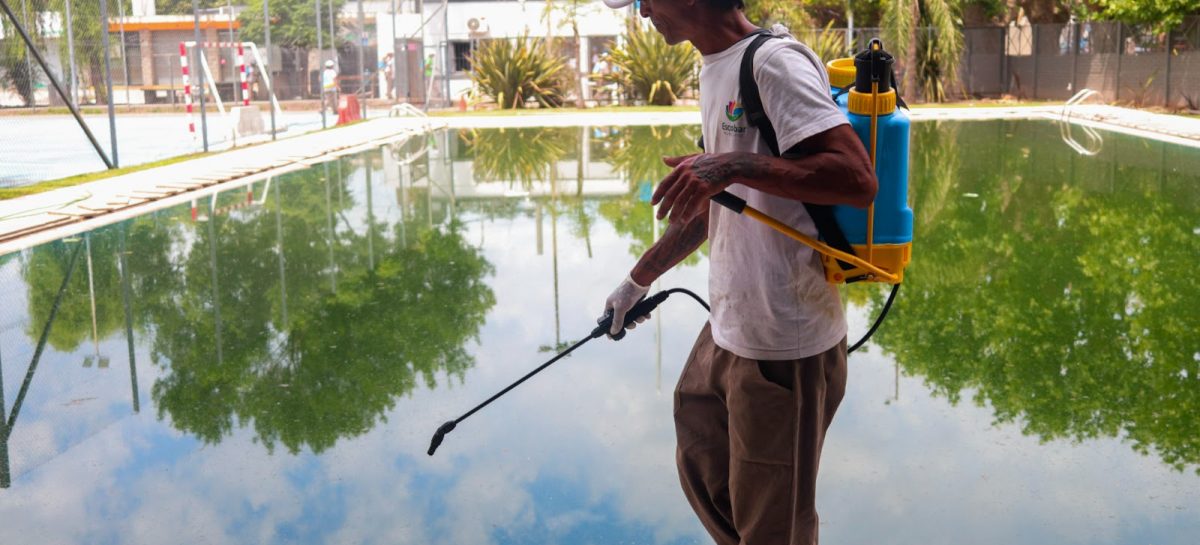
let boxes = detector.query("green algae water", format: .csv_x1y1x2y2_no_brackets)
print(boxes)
0,121,1196,544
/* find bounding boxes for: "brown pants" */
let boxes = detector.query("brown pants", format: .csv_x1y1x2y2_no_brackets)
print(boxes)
674,323,847,545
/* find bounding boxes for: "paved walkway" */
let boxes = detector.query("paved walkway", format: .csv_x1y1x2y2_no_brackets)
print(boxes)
0,115,442,253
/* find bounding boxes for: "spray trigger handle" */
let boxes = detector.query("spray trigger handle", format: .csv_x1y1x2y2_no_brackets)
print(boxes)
593,291,671,341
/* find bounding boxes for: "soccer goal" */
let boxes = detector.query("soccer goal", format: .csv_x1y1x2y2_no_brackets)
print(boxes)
179,41,285,146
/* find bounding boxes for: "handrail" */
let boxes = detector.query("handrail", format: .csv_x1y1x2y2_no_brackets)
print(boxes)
1059,88,1104,156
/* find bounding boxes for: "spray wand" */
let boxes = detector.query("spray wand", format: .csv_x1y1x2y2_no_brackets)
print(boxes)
427,288,708,456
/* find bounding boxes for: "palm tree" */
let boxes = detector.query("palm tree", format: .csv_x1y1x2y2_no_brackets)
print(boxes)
882,0,964,102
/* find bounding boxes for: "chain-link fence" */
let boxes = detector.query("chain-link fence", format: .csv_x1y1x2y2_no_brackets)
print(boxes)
0,1,381,189
4,3,1198,189
964,17,1200,107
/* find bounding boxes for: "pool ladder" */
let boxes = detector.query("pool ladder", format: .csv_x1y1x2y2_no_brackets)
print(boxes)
1059,89,1104,156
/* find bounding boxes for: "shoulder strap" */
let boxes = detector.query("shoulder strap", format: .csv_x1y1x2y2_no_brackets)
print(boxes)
739,31,857,269
739,31,779,157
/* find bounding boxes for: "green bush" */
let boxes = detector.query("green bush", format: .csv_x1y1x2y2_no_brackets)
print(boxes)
469,34,567,109
603,20,699,106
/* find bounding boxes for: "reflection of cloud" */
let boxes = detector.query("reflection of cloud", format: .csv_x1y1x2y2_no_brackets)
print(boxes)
3,197,1199,545
820,344,1200,545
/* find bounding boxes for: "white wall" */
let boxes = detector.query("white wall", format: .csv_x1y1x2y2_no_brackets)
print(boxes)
375,1,632,103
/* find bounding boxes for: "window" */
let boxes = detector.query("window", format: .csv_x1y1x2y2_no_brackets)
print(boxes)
451,41,472,73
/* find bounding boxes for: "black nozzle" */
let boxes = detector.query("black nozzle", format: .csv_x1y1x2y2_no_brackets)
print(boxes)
854,38,894,94
427,420,457,456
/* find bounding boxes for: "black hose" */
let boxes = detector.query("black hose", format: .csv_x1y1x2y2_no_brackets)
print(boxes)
427,284,896,456
848,283,900,354
428,288,706,456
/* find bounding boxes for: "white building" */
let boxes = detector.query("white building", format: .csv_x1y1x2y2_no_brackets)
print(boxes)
374,0,635,105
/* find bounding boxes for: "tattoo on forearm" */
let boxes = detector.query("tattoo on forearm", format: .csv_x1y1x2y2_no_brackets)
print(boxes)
693,152,773,186
637,214,708,279
691,155,735,186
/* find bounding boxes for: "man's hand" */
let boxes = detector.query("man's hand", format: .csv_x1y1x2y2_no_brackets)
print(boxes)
652,153,742,224
598,275,650,338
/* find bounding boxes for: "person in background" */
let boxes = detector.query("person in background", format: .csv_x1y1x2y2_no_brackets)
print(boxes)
380,52,395,100
322,59,338,114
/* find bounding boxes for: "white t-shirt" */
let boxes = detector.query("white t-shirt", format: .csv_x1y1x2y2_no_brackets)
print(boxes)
700,25,848,360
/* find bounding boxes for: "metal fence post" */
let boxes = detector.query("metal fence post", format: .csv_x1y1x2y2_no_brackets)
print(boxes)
357,0,366,118
101,0,118,167
193,0,209,152
327,0,336,107
316,0,326,128
1000,26,1007,95
1115,22,1122,103
264,0,275,139
1071,21,1079,93
117,0,131,105
65,0,78,106
227,0,238,104
1164,29,1172,107
20,0,34,106
1032,24,1039,100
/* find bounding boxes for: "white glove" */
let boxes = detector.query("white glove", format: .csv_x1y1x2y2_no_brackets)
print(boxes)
600,274,650,338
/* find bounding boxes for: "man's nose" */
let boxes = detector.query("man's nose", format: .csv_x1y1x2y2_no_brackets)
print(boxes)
638,0,651,17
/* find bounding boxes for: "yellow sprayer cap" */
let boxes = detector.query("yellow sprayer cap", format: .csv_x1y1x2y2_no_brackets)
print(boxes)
826,58,856,89
847,89,897,116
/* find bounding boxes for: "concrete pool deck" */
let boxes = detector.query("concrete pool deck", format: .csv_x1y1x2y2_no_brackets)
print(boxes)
2,104,1197,253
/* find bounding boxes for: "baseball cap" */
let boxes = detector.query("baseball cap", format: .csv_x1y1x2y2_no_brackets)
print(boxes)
325,60,334,67
601,0,635,8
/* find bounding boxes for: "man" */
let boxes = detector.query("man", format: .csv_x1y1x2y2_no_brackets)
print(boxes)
321,59,339,114
380,52,395,100
597,0,877,543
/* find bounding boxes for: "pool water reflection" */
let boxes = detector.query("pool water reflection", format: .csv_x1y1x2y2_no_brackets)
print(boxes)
0,120,1196,544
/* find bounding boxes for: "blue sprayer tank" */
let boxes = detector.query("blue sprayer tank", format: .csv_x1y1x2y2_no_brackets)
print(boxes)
821,41,913,284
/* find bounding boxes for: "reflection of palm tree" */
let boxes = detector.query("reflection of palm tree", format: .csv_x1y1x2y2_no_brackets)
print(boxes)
598,124,707,264
461,127,574,188
869,121,1200,474
606,125,700,191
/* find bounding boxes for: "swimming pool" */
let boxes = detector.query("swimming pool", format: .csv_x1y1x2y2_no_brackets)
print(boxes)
0,120,1197,544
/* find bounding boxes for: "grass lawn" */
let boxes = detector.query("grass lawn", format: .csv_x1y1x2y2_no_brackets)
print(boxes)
429,104,700,117
0,152,209,200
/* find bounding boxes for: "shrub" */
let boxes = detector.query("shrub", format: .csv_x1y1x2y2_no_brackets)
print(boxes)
603,20,699,106
469,34,567,109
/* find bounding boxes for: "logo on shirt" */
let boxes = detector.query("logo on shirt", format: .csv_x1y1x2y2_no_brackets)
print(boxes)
725,101,744,122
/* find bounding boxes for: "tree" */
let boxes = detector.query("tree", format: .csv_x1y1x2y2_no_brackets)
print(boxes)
743,0,812,28
1096,0,1199,31
1,10,39,106
156,0,223,15
542,0,601,108
237,0,346,49
881,0,963,102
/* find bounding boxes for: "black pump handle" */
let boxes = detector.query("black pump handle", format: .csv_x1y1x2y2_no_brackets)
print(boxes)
594,290,672,340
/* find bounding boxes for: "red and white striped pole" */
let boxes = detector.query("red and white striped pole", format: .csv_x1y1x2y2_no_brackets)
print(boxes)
180,42,196,140
237,42,250,107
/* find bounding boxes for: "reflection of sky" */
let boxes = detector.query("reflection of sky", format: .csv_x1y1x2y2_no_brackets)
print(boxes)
2,127,1199,544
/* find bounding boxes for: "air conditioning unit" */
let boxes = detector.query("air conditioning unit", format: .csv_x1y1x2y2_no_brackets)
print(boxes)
466,17,490,37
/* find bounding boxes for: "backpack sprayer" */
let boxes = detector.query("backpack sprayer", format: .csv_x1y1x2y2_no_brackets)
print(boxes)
711,36,913,285
428,38,913,456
